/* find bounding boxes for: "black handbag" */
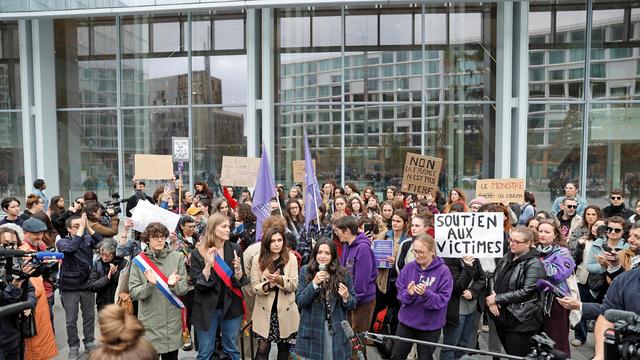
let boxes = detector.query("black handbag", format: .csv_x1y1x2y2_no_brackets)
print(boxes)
21,312,37,338
587,272,606,292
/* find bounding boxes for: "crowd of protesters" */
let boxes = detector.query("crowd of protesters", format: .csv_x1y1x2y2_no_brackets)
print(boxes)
1,176,640,360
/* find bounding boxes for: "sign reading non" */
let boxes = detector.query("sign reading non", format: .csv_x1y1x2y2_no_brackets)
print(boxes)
220,156,261,187
401,153,442,195
172,137,190,162
476,178,526,204
293,160,316,183
434,212,505,258
134,154,174,180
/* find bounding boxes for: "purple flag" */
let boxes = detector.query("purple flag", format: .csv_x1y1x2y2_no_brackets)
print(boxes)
251,143,277,241
303,132,323,232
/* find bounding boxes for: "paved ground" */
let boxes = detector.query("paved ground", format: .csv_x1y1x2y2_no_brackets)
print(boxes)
51,291,594,360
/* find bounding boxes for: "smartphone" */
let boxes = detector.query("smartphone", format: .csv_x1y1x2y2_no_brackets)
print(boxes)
601,243,612,253
364,223,374,234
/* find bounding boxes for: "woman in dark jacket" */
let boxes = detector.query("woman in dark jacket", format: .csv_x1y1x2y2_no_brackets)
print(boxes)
231,203,257,251
295,239,356,360
485,226,545,356
285,198,304,247
190,213,248,360
87,238,128,310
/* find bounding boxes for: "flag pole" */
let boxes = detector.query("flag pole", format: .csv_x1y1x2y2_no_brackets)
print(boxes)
312,185,321,226
276,191,284,218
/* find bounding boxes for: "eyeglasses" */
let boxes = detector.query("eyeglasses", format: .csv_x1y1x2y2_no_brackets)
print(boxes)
566,205,577,209
184,225,196,229
2,243,16,249
611,196,623,200
607,227,623,234
509,238,529,244
70,224,81,229
411,249,429,257
149,236,166,241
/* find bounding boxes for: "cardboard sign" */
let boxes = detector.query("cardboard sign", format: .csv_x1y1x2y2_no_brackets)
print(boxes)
220,156,261,187
400,153,442,195
172,137,190,162
476,178,526,204
434,212,505,258
293,160,316,183
134,154,174,180
130,200,181,234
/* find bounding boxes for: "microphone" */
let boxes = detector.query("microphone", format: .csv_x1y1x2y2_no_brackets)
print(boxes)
535,279,568,298
0,249,28,257
33,252,64,261
341,320,365,360
604,309,640,324
318,264,327,285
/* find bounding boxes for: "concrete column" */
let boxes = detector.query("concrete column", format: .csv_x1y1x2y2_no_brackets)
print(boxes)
511,1,529,179
495,1,513,178
261,8,275,170
246,9,259,158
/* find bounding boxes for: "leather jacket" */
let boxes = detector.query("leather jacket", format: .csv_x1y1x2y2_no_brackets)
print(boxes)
492,248,546,331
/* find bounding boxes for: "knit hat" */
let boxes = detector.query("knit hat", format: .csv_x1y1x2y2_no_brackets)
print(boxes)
469,197,489,208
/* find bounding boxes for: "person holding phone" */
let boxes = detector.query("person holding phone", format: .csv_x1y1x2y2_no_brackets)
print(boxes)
586,216,629,301
250,226,299,360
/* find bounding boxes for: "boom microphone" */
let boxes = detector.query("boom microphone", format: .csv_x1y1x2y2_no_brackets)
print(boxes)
604,309,640,324
33,252,64,261
0,249,28,257
535,279,567,298
341,320,365,360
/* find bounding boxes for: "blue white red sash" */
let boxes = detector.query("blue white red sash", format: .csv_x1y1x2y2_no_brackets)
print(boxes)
132,252,190,342
212,252,246,320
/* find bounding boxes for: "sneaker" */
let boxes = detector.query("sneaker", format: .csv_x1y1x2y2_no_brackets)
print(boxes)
571,339,583,347
85,342,97,352
68,347,80,360
182,338,194,351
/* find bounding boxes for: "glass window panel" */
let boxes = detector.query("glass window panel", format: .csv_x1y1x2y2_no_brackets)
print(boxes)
214,19,244,50
280,16,310,48
424,13,447,44
345,14,377,46
193,107,247,188
55,18,116,108
152,20,180,52
586,104,640,208
312,16,341,46
58,111,118,201
526,103,583,211
192,55,247,105
380,14,412,45
0,112,23,197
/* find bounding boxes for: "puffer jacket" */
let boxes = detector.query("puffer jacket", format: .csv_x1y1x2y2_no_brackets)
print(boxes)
129,245,188,354
492,248,546,332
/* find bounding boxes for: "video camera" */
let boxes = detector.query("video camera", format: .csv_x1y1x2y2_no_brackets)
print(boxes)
103,192,122,215
604,309,640,360
0,249,64,282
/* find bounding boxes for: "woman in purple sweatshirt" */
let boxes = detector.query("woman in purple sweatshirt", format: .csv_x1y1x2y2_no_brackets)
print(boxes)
391,234,453,360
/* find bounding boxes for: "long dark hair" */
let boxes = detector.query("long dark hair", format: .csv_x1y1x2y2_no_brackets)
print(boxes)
581,205,603,229
306,239,346,299
259,226,290,272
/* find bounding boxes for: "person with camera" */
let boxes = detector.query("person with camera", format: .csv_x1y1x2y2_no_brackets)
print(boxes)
125,179,153,218
84,200,120,238
57,213,104,359
87,238,127,311
18,218,58,360
0,227,36,360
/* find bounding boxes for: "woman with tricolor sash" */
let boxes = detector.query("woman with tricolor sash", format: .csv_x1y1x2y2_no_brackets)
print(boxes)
190,213,248,360
129,222,189,360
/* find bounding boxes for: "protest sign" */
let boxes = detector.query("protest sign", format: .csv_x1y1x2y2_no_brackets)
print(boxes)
293,159,316,183
171,137,190,162
476,178,526,204
372,240,394,269
401,153,442,195
434,212,504,258
130,200,181,234
134,154,173,180
220,156,260,187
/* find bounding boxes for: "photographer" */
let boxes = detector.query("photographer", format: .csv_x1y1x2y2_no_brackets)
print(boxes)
0,227,36,360
84,200,119,238
87,238,127,311
57,213,103,359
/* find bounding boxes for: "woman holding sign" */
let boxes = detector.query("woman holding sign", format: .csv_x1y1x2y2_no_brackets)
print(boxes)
391,234,453,360
190,213,248,360
129,222,189,360
250,226,299,360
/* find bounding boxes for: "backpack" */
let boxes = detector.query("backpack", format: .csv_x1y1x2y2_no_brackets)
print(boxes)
372,307,396,359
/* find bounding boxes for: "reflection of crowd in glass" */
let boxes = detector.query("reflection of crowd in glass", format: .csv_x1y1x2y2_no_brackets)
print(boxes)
2,177,640,360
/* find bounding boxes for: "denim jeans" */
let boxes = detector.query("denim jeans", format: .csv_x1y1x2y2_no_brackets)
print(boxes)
440,312,480,360
574,283,593,342
195,309,242,360
60,290,96,349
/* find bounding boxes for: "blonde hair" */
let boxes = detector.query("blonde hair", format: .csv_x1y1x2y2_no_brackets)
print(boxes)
200,212,231,251
413,233,436,251
88,304,158,360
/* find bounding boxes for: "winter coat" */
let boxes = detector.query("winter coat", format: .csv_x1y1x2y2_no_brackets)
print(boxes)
88,216,120,238
539,245,575,294
56,231,103,291
396,257,453,331
339,232,377,304
603,204,635,220
0,281,35,348
250,253,299,340
87,257,128,310
586,237,629,274
190,241,249,331
22,275,58,360
492,248,546,332
295,265,357,360
129,245,188,354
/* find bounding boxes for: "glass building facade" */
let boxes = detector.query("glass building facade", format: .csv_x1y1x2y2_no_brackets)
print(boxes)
0,0,638,211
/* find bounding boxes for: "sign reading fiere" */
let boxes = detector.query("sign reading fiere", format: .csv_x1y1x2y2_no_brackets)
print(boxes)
400,153,442,195
434,212,505,258
475,178,525,204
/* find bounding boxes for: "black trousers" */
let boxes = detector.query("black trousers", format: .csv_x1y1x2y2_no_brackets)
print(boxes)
160,349,179,360
496,328,537,357
0,338,21,360
390,323,440,360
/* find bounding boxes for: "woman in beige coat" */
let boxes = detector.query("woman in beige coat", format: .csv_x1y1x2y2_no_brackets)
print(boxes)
250,226,299,360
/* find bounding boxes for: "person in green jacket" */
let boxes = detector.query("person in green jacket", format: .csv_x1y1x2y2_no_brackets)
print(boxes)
130,222,188,360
